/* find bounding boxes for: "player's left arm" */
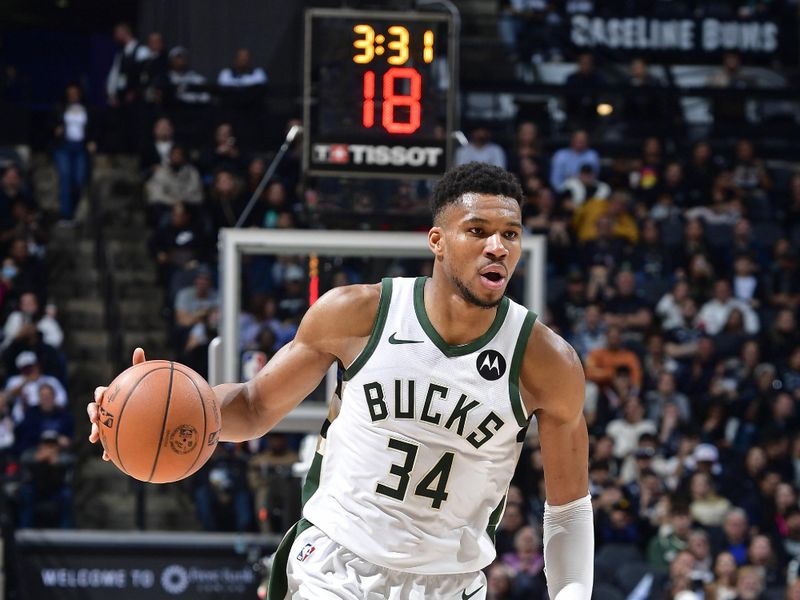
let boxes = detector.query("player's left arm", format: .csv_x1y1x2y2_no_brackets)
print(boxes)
520,321,593,600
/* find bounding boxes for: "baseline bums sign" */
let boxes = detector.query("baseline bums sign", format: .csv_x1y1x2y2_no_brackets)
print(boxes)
569,14,797,64
15,530,278,600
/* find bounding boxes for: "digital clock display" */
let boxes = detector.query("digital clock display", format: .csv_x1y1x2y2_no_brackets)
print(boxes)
303,9,456,178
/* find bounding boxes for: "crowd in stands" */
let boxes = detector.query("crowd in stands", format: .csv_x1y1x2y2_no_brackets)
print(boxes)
0,161,72,529
4,8,800,599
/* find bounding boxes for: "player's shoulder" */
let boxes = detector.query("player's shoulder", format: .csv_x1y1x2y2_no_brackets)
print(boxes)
519,319,584,417
302,282,383,338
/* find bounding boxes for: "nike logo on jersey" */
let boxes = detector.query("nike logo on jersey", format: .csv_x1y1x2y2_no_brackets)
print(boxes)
388,332,424,344
462,585,484,599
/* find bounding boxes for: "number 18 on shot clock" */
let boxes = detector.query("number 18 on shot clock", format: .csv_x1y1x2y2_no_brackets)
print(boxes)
303,9,456,178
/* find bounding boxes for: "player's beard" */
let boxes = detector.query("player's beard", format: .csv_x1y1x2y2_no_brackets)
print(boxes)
452,273,503,309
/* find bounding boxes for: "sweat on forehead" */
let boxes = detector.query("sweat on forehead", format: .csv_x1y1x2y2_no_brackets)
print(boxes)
430,162,524,223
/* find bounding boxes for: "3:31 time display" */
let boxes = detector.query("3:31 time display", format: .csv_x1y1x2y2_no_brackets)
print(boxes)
352,24,436,135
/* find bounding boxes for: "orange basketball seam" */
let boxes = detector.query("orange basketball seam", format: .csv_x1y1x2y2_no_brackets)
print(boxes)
174,368,209,480
114,366,173,477
146,361,175,483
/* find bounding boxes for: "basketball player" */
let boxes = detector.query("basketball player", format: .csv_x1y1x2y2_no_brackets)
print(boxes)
88,162,593,599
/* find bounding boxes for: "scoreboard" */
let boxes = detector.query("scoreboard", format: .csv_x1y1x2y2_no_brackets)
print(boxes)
303,9,456,179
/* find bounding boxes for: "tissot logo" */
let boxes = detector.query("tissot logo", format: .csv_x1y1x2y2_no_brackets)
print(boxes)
312,143,444,167
476,350,506,381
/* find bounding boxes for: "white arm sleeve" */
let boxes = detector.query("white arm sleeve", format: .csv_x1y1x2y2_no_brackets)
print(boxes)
543,493,594,600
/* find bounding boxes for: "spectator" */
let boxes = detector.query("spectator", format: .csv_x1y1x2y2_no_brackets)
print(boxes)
2,351,67,424
2,291,63,350
606,398,657,460
13,382,73,455
166,46,211,106
174,266,218,331
217,49,268,151
454,128,507,169
485,561,516,600
604,269,652,340
193,443,253,532
563,53,606,128
643,332,679,384
0,165,35,230
52,83,94,224
732,254,763,308
707,52,756,129
689,471,732,527
767,240,800,311
217,48,267,88
139,31,168,106
508,121,543,178
105,22,151,151
747,534,781,588
569,302,606,361
201,124,246,177
763,308,799,363
733,566,765,600
151,201,211,299
247,433,299,533
560,164,611,210
656,280,691,331
494,501,526,557
586,325,644,389
550,130,600,191
687,529,714,584
685,141,721,208
7,237,46,303
696,278,760,336
635,218,674,286
206,169,246,233
621,57,664,133
732,139,772,199
140,117,175,175
719,507,751,566
501,525,544,578
647,504,691,569
645,372,690,423
18,430,75,528
572,192,639,245
704,551,738,600
105,22,150,107
144,145,203,225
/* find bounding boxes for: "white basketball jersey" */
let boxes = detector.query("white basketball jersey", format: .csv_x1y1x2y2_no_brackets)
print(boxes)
302,277,537,575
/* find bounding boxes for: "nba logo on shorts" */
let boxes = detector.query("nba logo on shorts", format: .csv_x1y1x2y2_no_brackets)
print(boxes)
296,543,316,562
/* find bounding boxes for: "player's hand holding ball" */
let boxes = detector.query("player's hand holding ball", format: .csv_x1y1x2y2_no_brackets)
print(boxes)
87,348,222,483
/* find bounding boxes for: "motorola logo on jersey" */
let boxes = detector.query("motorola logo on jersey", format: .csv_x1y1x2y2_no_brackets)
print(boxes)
476,350,506,381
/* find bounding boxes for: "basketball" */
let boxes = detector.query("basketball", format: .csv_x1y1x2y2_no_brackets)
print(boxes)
97,360,222,484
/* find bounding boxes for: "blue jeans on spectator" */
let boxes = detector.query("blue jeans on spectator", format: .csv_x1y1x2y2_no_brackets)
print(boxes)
18,483,73,528
54,141,88,220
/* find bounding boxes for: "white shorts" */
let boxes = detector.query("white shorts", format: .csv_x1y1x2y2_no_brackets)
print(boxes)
269,521,487,600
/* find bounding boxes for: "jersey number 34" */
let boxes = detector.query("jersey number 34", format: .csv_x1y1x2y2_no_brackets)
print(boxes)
376,437,454,509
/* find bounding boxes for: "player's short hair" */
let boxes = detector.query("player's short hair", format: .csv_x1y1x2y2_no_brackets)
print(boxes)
430,162,524,224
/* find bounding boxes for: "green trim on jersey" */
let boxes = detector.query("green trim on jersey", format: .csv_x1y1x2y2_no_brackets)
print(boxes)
508,311,537,427
267,517,313,600
486,494,507,544
343,278,393,381
413,277,510,358
302,451,324,506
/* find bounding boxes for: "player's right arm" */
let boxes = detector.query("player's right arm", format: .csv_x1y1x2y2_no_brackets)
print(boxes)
214,283,380,441
88,283,380,453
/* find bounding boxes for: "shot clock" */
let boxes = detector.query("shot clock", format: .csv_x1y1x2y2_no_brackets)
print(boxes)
303,9,456,178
